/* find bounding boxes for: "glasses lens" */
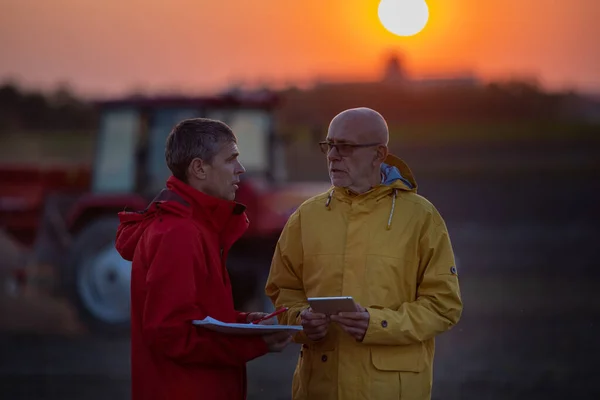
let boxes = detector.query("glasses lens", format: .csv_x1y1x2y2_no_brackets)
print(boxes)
337,144,351,157
320,143,355,156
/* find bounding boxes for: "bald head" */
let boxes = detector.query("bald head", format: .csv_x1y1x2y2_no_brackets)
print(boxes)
325,107,390,193
328,107,389,145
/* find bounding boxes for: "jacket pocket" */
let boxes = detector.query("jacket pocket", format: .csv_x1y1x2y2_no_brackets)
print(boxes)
370,342,426,372
370,344,430,400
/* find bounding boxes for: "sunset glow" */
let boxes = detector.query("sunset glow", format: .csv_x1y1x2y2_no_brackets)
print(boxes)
0,0,598,96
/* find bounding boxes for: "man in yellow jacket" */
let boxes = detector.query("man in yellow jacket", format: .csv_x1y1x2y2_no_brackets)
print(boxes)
265,107,463,400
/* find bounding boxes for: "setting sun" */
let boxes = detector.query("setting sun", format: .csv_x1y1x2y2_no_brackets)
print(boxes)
378,0,429,37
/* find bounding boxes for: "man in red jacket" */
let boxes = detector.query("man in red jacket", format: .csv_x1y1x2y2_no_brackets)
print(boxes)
115,118,293,400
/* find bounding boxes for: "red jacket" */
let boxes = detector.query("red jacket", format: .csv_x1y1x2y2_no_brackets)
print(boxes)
115,176,268,400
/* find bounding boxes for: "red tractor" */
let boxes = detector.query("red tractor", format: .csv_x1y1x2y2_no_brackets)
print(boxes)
1,91,330,335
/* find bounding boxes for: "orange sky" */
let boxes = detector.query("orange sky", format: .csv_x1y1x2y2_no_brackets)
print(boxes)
1,0,599,97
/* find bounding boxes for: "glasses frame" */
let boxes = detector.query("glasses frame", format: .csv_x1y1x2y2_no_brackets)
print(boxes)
318,141,382,157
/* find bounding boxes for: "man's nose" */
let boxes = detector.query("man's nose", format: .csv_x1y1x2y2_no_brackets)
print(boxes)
236,161,246,175
327,146,341,161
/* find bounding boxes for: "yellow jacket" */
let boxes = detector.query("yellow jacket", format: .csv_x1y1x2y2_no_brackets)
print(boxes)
265,154,463,400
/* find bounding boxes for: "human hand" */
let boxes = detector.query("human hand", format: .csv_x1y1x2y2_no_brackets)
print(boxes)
300,307,330,341
330,303,370,341
262,331,293,352
246,312,276,325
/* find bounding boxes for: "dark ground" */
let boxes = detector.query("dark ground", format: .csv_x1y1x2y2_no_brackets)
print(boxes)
1,270,598,400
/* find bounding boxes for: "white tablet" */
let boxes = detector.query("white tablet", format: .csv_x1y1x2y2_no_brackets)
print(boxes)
307,296,357,315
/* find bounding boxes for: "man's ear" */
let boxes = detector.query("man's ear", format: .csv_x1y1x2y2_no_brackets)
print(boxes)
375,145,388,163
188,158,207,180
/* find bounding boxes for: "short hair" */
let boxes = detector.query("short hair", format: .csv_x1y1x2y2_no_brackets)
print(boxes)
165,118,236,182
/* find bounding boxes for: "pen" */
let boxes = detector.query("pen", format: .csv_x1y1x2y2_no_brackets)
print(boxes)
251,307,289,324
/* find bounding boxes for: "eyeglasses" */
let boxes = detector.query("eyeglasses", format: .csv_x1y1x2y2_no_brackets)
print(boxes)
318,141,381,157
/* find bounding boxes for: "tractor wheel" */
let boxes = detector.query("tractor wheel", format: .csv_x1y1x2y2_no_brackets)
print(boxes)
63,216,131,336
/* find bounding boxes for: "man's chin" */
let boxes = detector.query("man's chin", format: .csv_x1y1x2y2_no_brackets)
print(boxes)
330,177,349,188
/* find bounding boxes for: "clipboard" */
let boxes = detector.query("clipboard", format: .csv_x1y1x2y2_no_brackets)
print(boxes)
192,316,303,335
307,296,357,315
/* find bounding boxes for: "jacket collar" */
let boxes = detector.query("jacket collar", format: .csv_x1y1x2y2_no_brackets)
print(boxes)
166,176,248,235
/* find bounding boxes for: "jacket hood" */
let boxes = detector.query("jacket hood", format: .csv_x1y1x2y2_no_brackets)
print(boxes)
380,153,418,192
115,189,191,262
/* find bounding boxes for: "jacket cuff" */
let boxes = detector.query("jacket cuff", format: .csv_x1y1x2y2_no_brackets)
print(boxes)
361,307,393,345
236,312,249,323
289,305,317,344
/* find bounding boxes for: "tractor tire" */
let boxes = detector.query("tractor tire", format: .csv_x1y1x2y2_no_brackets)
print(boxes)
63,216,131,336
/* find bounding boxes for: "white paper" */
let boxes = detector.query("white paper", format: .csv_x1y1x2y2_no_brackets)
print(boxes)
192,316,303,335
